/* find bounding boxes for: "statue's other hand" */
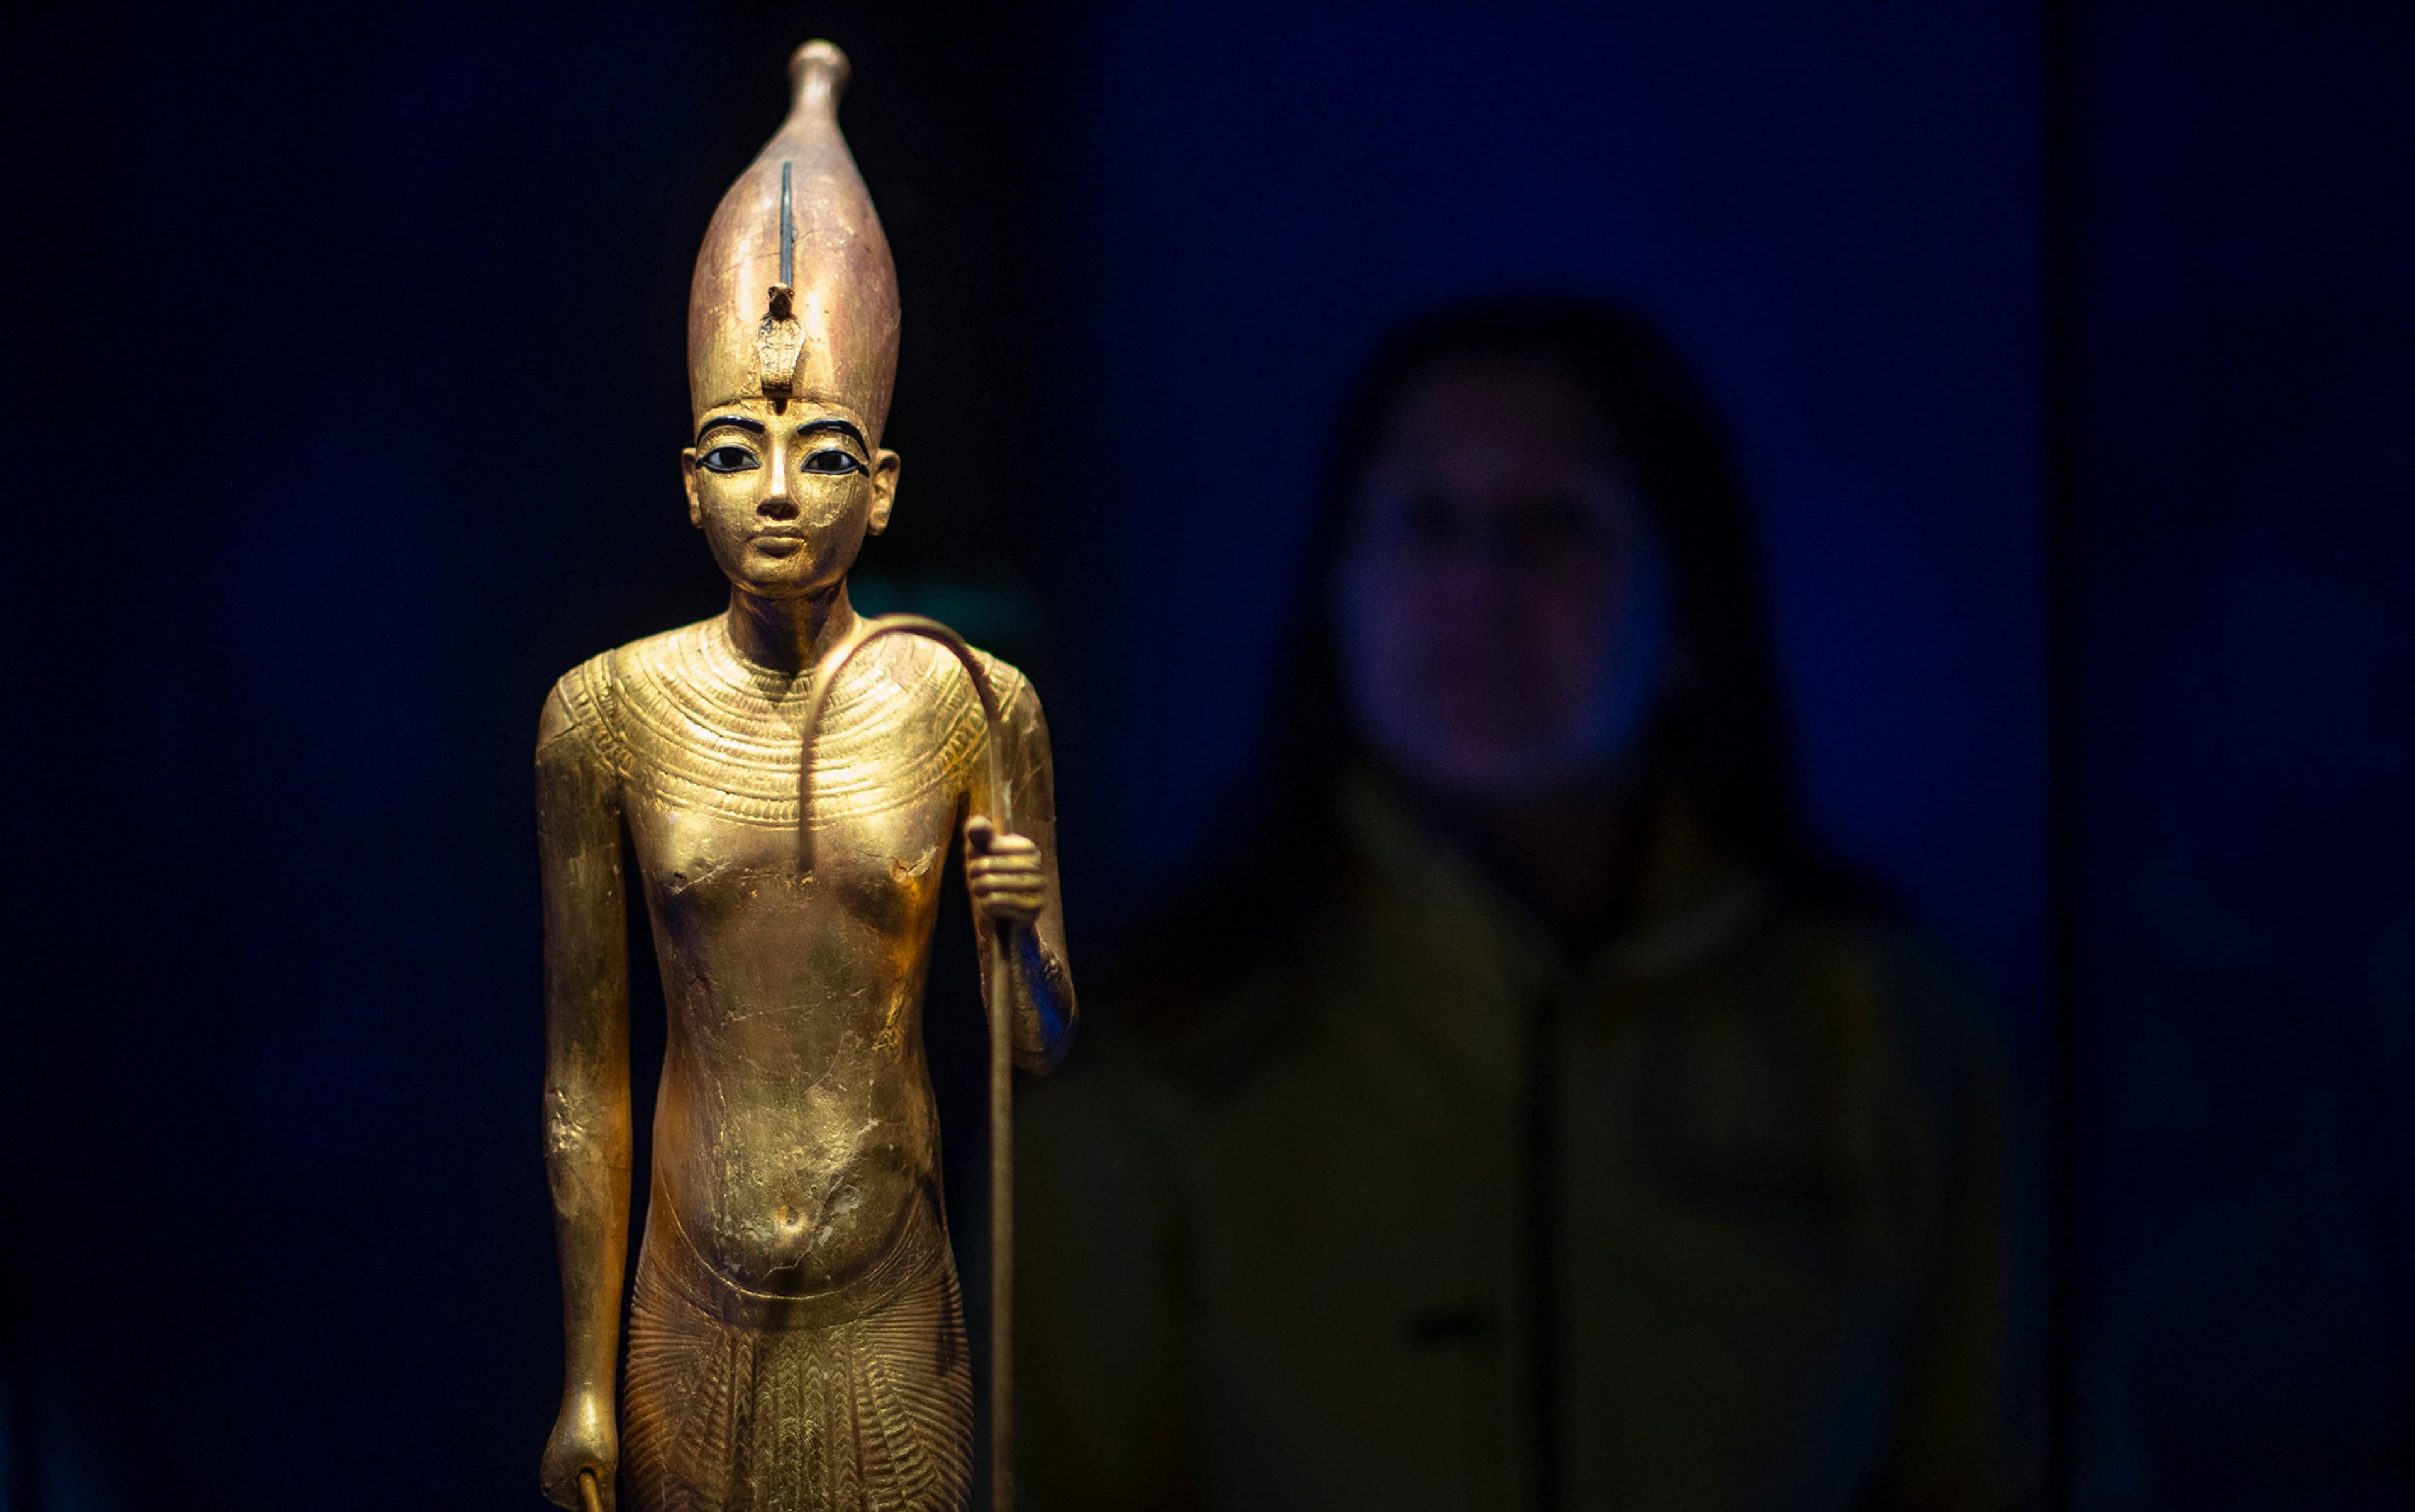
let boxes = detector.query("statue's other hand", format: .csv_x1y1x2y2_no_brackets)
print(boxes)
965,817,1045,929
540,1391,618,1511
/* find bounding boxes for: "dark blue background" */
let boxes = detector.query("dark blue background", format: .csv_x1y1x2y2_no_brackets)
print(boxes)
1,3,2406,1508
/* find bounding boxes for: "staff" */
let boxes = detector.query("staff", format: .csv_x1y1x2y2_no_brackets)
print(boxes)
800,613,1019,1512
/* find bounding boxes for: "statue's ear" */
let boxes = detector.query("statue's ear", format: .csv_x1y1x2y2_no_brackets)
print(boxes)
866,450,901,536
680,448,703,528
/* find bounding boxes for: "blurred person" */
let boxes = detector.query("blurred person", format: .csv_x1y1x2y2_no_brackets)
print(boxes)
1016,299,2016,1511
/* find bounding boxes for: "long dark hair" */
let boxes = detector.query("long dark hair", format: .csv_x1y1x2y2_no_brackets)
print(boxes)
1109,297,1804,1026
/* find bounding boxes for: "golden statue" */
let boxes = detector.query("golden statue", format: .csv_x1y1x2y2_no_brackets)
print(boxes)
536,41,1075,1512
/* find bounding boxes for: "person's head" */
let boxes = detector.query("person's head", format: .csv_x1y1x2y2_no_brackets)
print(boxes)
1337,352,1670,794
1292,297,1793,857
681,41,902,601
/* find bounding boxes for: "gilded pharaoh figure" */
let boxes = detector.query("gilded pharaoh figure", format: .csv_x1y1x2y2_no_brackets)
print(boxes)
537,42,1075,1512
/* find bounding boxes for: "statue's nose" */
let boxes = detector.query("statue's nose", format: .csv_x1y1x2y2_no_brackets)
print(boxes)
762,456,795,515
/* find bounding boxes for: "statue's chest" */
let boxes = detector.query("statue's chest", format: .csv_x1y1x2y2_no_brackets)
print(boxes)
630,798,955,938
608,666,975,937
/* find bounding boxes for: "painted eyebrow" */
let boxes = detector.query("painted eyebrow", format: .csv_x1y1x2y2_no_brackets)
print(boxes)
695,415,766,443
795,418,869,449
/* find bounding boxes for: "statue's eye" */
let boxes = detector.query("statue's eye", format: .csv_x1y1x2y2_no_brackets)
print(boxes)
699,444,760,474
801,448,865,475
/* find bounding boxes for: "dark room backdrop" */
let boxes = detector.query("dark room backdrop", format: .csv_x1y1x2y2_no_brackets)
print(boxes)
1,4,2407,1509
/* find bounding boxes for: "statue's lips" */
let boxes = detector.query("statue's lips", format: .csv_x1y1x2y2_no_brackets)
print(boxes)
751,532,806,555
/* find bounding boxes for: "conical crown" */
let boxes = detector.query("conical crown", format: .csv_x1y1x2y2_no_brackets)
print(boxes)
688,41,899,438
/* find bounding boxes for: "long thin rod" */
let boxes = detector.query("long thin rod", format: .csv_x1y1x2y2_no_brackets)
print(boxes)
799,614,1016,1512
984,897,1014,1512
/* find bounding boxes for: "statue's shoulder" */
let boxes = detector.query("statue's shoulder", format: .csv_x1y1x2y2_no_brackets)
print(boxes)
968,643,1035,714
603,618,720,689
538,618,718,758
957,647,1050,754
537,650,615,751
852,630,1035,717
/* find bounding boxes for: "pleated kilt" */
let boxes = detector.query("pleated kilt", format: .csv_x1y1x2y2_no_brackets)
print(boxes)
621,1196,974,1512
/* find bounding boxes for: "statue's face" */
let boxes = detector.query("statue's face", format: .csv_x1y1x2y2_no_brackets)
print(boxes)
681,397,901,598
1336,359,1671,796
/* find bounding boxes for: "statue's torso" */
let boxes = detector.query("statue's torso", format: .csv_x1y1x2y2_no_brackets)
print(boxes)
557,618,1009,1299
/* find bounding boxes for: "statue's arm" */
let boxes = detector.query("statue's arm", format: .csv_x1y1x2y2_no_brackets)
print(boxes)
535,681,631,1509
966,675,1077,1072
